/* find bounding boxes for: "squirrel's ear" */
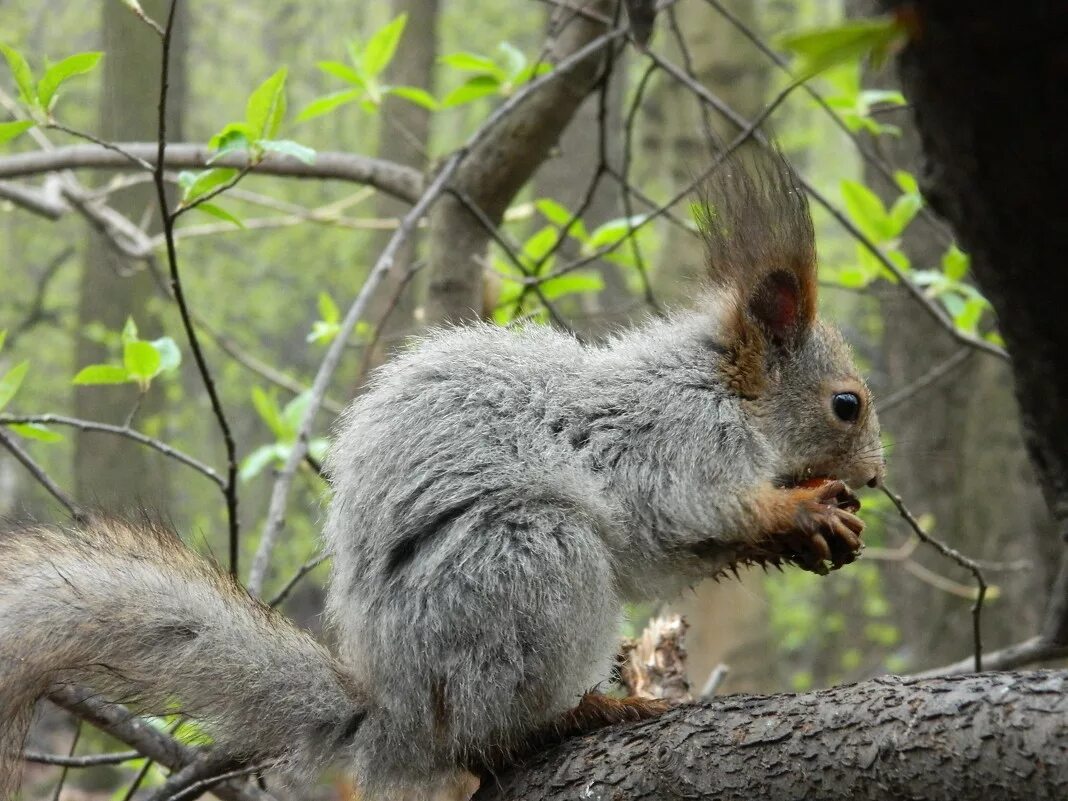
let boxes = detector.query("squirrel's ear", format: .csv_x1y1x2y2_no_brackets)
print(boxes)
697,146,818,349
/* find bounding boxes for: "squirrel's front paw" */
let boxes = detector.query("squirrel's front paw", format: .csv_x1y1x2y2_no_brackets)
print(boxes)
746,480,865,575
788,480,864,573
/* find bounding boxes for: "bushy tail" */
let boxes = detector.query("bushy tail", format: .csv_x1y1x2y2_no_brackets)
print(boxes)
0,516,367,798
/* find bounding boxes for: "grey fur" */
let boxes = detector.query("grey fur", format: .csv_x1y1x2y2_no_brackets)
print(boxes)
0,152,884,800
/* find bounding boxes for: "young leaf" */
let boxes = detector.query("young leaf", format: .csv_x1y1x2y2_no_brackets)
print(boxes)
36,51,102,110
0,329,6,352
840,179,891,242
296,89,362,122
0,120,33,145
208,122,254,155
73,364,129,385
888,191,922,236
281,391,312,440
0,44,36,107
538,271,604,300
245,67,288,140
181,167,238,204
251,386,285,439
362,14,408,78
240,443,284,481
778,16,906,77
150,337,182,373
0,360,29,410
440,51,501,75
894,169,919,195
586,215,648,250
195,202,245,228
8,422,63,443
442,75,500,107
258,139,316,164
942,244,969,281
317,60,367,88
386,86,439,111
318,292,340,324
124,340,162,383
497,42,527,81
121,317,139,344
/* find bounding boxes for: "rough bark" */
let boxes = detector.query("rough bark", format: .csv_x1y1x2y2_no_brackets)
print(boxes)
885,0,1068,659
478,670,1068,801
424,0,615,325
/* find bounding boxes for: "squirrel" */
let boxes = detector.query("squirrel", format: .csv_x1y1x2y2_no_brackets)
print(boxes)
0,149,884,801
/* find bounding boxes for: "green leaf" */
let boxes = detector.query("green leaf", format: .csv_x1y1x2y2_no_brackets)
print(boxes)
296,89,362,122
124,340,162,382
538,271,604,300
442,75,500,107
251,387,285,438
0,120,33,145
240,443,284,481
258,138,317,164
497,42,527,81
942,244,969,281
535,198,589,241
586,215,648,250
121,317,139,344
522,227,561,267
0,330,6,352
9,422,63,442
245,67,287,140
832,265,875,289
307,320,340,344
281,390,312,440
195,202,245,228
317,60,367,88
894,169,919,195
0,360,28,410
778,16,906,77
318,292,340,324
512,62,554,86
440,51,501,75
181,167,237,204
362,14,408,78
840,179,890,242
150,337,182,373
858,88,906,109
208,122,254,155
1,44,36,107
36,51,102,109
73,364,129,385
954,296,985,333
888,191,922,236
386,86,439,110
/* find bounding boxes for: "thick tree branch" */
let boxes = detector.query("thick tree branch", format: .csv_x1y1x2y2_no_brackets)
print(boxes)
478,670,1068,801
0,143,424,203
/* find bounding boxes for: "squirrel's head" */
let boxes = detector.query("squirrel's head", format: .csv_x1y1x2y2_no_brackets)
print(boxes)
698,147,885,491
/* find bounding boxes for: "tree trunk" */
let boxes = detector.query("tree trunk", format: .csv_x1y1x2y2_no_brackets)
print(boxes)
424,0,615,325
477,670,1068,801
73,0,187,507
885,0,1068,652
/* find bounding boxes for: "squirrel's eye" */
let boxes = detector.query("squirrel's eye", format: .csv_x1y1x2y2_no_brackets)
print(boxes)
832,392,861,423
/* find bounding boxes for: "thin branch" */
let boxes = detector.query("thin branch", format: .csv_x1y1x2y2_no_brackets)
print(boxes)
46,687,272,801
0,143,424,203
878,348,973,413
267,552,330,608
882,485,987,671
0,415,223,487
0,427,85,521
152,1,240,576
23,750,141,767
45,122,155,171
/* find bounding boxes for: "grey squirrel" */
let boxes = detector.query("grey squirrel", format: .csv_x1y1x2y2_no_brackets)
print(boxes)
0,150,884,800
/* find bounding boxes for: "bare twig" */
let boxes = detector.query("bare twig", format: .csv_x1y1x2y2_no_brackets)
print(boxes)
152,1,240,576
267,552,330,608
878,348,973,413
0,427,85,521
23,749,141,767
0,143,424,203
0,415,223,486
883,486,987,671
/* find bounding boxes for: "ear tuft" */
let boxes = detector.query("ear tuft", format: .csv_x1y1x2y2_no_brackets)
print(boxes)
750,269,804,343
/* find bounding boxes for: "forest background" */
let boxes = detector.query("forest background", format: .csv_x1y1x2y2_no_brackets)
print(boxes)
0,0,1061,796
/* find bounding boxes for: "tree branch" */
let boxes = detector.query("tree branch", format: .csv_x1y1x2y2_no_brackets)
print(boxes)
0,143,424,203
477,670,1068,801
